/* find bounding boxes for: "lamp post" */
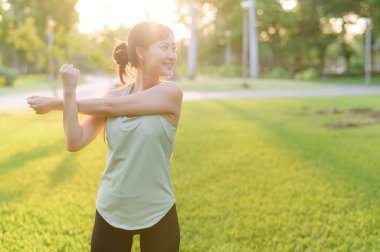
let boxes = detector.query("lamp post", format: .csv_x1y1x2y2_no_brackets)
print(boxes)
248,0,259,78
47,17,57,97
241,1,249,86
188,0,197,80
365,18,372,85
241,0,259,80
224,30,231,66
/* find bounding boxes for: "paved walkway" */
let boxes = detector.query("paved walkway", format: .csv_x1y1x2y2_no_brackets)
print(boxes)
1,75,380,110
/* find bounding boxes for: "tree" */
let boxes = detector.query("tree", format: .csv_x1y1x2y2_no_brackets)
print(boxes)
0,0,79,73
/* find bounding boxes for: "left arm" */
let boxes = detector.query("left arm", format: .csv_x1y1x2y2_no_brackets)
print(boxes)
27,82,183,117
105,82,182,117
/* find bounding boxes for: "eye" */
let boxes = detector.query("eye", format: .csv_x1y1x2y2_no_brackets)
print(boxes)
161,45,168,50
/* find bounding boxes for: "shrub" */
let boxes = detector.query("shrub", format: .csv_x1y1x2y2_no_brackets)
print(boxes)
198,65,242,77
295,68,319,80
264,66,291,78
0,66,18,87
0,76,6,87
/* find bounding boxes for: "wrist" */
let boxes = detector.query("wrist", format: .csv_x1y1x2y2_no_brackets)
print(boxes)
64,90,76,97
52,97,63,110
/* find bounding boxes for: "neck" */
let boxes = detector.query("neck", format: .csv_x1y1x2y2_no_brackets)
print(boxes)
133,68,160,92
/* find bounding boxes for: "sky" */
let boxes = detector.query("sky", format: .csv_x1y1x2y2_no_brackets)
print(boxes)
75,0,189,40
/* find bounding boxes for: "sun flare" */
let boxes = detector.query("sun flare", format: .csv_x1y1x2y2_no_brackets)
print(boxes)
75,0,188,40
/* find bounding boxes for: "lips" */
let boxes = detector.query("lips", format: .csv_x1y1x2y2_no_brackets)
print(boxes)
163,63,174,69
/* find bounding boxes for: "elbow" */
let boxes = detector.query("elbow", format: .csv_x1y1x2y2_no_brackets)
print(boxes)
104,99,115,117
66,141,82,152
66,145,80,152
104,101,120,117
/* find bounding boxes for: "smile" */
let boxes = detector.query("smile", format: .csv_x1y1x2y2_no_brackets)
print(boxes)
163,63,174,68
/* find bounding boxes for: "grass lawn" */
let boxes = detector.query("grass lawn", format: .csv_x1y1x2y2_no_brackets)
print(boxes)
178,75,380,92
0,95,379,251
0,74,61,95
177,76,336,91
316,76,380,86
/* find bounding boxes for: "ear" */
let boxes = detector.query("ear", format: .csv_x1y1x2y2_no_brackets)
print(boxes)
135,46,145,61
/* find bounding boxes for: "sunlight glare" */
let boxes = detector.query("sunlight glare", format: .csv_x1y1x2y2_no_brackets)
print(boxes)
281,0,297,11
75,0,188,40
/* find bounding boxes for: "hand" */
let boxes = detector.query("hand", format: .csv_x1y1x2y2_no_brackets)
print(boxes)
60,64,80,94
26,96,56,114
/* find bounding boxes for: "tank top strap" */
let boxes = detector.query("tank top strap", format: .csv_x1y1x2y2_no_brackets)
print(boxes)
104,83,134,145
123,83,134,96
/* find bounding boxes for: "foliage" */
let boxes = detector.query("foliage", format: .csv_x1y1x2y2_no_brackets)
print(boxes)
2,0,380,79
295,68,320,80
263,66,291,79
177,0,380,78
0,76,6,87
197,64,242,77
0,0,79,73
0,66,18,86
1,96,380,251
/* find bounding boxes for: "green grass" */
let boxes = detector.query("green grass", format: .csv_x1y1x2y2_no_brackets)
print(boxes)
0,74,62,95
178,75,380,92
3,74,380,95
177,76,338,92
316,76,380,85
0,96,380,251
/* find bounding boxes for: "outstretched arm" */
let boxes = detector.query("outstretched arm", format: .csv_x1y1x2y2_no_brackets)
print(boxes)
27,82,182,117
26,96,62,114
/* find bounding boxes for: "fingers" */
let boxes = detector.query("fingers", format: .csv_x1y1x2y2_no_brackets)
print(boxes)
60,64,77,71
26,96,38,109
59,65,80,81
26,98,34,106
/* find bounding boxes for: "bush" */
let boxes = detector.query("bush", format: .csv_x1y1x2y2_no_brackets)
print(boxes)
175,63,188,77
0,67,18,87
198,65,242,77
350,58,365,75
264,66,291,78
294,68,319,80
0,76,6,87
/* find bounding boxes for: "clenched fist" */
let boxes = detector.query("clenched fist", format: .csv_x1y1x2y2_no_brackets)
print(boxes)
60,64,80,93
26,96,57,114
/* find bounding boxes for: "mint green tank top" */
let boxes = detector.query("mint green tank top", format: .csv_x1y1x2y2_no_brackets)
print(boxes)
96,83,177,230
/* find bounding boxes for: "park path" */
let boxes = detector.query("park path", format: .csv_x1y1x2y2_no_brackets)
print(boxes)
1,75,380,110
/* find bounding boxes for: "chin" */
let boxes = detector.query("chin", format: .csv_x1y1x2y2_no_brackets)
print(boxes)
160,71,174,78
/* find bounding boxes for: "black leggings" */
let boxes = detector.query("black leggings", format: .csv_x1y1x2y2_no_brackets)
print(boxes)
91,204,180,252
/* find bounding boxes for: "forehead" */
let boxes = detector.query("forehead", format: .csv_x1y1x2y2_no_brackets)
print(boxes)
156,33,175,44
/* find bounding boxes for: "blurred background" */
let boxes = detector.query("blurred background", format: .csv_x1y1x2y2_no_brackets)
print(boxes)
1,2,380,251
1,0,380,93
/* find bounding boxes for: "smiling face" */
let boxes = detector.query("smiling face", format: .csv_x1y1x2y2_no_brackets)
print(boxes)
140,33,177,78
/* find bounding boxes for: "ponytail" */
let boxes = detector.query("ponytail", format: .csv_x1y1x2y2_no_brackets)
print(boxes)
112,42,129,85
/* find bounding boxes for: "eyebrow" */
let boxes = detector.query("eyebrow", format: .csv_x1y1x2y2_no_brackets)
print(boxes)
159,42,176,46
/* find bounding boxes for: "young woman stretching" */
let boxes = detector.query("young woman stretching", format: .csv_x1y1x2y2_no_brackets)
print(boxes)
27,22,182,252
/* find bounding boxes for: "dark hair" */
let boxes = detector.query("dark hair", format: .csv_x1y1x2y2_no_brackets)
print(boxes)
112,22,173,85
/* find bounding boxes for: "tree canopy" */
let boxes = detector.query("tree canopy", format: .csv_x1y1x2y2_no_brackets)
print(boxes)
0,0,379,78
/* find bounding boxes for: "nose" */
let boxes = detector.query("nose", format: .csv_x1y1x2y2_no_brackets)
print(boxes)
167,49,177,61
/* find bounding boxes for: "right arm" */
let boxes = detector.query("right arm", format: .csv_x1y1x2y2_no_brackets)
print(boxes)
27,82,182,117
41,65,113,152
27,96,110,151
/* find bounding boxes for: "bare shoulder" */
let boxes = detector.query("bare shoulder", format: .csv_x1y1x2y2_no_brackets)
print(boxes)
101,85,130,98
160,81,182,90
158,81,183,99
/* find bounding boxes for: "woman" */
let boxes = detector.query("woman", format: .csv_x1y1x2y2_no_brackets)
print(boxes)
27,22,182,252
